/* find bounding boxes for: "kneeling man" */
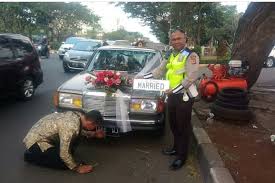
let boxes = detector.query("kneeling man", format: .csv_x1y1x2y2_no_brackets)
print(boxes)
23,110,105,174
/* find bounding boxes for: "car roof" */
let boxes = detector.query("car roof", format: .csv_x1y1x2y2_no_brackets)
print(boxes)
0,33,30,41
97,45,157,52
76,39,102,43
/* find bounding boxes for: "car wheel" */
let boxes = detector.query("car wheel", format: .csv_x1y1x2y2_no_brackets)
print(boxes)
266,57,274,68
210,103,253,121
46,51,50,59
63,61,70,73
18,77,35,101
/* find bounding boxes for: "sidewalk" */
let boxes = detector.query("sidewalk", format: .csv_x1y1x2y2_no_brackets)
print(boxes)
192,88,275,183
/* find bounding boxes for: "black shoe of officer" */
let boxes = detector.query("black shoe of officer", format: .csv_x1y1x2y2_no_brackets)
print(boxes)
162,147,177,156
169,158,185,170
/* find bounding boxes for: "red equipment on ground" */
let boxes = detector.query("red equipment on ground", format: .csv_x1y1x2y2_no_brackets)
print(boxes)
199,64,248,101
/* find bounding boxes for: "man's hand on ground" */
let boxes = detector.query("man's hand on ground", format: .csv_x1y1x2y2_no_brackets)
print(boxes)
75,164,93,174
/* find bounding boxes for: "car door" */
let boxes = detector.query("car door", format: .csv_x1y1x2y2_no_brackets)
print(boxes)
0,36,16,93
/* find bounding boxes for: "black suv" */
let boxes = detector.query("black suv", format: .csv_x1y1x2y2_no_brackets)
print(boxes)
0,34,43,100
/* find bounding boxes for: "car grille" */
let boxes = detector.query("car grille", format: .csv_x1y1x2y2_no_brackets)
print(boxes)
83,92,130,117
68,62,85,68
70,57,87,62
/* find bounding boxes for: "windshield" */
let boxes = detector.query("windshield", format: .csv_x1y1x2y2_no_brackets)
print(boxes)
65,37,84,44
87,49,156,73
72,41,101,51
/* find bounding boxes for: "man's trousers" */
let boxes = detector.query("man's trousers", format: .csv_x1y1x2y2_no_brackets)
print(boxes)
167,93,194,161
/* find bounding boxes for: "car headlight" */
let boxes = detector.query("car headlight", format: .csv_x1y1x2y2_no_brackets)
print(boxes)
58,93,82,109
130,99,157,113
37,45,42,50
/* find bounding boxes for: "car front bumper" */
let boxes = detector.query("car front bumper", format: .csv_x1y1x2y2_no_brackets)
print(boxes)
56,107,165,132
63,60,86,71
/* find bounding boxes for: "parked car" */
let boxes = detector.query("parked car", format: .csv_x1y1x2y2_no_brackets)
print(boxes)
0,33,43,100
63,39,102,72
54,46,165,136
264,46,275,68
58,37,85,60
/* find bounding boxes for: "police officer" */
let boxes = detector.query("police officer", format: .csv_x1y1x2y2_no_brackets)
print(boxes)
142,28,199,170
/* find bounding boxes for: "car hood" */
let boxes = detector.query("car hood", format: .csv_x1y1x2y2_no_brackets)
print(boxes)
59,44,74,50
58,72,90,94
67,50,94,61
58,71,161,98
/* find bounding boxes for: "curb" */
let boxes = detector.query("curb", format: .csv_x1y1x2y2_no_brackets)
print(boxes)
191,112,235,183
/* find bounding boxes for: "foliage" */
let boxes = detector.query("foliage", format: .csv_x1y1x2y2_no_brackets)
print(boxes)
0,2,101,44
102,28,143,42
191,45,202,56
118,2,241,46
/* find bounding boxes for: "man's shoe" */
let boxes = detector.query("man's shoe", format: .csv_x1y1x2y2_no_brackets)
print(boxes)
169,158,185,170
162,148,177,156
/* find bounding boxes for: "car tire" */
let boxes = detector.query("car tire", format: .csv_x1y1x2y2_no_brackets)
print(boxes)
214,99,248,110
45,50,50,59
265,56,274,68
219,87,247,98
63,61,70,73
216,93,249,105
210,103,253,121
18,77,35,101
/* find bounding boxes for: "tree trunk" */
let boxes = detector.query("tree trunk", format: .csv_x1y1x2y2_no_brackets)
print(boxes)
231,2,275,88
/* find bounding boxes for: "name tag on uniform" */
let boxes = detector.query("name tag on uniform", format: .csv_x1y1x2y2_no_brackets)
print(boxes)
133,79,170,91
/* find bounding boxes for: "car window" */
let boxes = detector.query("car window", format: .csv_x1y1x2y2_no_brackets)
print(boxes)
65,37,84,44
88,49,156,73
12,39,33,58
72,41,101,51
0,37,13,60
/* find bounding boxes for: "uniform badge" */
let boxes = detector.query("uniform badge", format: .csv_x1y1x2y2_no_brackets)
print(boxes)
190,55,197,64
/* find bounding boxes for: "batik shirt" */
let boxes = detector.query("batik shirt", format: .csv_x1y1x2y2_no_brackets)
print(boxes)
23,111,82,169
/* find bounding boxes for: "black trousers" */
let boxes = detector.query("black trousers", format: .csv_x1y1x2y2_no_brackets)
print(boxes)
167,93,194,161
24,143,68,170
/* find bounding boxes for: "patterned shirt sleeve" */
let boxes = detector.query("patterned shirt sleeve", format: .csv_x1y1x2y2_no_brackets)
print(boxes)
59,129,79,170
172,52,200,94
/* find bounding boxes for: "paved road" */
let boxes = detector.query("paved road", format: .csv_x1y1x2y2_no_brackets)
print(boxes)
0,54,202,183
255,67,275,88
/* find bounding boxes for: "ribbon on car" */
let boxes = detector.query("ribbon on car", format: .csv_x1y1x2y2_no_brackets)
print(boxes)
116,89,132,133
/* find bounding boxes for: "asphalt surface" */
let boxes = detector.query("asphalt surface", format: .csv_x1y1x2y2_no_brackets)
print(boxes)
255,67,275,88
0,54,202,183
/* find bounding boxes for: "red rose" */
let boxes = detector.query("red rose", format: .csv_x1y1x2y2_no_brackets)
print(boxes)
108,70,114,77
115,79,121,85
97,72,104,78
113,74,120,80
104,77,109,83
106,79,114,87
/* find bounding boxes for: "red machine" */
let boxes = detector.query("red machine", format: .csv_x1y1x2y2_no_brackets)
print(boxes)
199,61,248,101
